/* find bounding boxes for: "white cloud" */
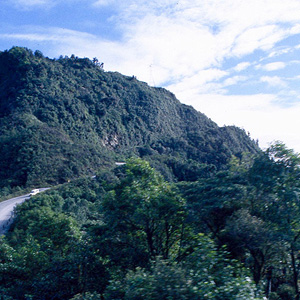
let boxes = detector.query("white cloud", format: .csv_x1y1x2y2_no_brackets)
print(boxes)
9,0,55,8
176,92,300,151
260,76,287,87
290,24,300,35
124,16,220,83
169,0,300,26
0,28,126,72
268,47,293,58
261,62,286,71
167,69,229,96
14,0,49,4
232,25,287,56
290,75,300,81
92,0,115,7
115,0,300,85
223,76,247,86
8,0,82,9
3,0,300,151
233,62,251,72
4,0,300,83
0,28,97,44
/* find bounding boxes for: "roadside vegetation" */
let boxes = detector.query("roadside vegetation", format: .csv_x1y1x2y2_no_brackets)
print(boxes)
0,47,295,299
1,142,299,299
0,186,31,203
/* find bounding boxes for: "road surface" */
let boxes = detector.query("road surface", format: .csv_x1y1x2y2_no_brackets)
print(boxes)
0,188,49,235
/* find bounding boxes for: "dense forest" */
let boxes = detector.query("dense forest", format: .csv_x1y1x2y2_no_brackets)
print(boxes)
0,47,258,189
1,145,300,300
0,47,298,300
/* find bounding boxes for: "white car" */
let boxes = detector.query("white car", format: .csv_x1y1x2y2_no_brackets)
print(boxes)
29,189,40,196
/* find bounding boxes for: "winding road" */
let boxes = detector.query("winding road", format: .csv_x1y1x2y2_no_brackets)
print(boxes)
0,188,49,235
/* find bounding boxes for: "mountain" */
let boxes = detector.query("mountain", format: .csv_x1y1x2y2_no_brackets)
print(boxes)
0,47,259,188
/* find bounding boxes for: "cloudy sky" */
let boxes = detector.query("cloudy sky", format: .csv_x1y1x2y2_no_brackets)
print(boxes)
1,0,300,151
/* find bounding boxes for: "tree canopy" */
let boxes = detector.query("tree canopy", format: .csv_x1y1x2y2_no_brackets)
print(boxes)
0,47,258,189
0,157,267,300
1,47,298,300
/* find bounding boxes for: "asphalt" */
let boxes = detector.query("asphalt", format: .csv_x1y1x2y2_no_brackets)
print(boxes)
0,194,29,235
0,188,50,235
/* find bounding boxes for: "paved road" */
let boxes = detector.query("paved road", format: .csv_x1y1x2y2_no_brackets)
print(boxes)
0,188,49,235
0,194,29,235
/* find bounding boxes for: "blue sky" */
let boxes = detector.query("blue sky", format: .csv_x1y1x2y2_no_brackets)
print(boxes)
1,0,300,152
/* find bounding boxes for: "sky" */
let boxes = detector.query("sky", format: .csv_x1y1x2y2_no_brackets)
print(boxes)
1,0,300,152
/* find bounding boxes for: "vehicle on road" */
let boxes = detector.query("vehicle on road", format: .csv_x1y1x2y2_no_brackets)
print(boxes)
29,189,39,196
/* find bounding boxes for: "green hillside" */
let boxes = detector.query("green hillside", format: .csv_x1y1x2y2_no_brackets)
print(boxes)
2,47,300,300
0,47,258,188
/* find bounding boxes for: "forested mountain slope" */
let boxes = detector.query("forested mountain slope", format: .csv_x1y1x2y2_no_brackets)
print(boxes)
0,47,259,187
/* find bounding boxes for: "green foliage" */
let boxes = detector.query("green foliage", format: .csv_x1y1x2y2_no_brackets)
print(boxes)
0,44,281,299
0,46,258,188
105,236,261,300
179,169,249,237
222,209,277,285
99,158,188,268
0,157,272,299
70,293,103,300
173,144,300,299
0,175,111,299
0,185,25,201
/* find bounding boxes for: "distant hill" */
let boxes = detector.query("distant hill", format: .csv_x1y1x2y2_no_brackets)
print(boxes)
0,47,259,187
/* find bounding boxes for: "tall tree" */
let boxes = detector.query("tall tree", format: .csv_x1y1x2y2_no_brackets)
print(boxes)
100,158,187,268
248,142,300,299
